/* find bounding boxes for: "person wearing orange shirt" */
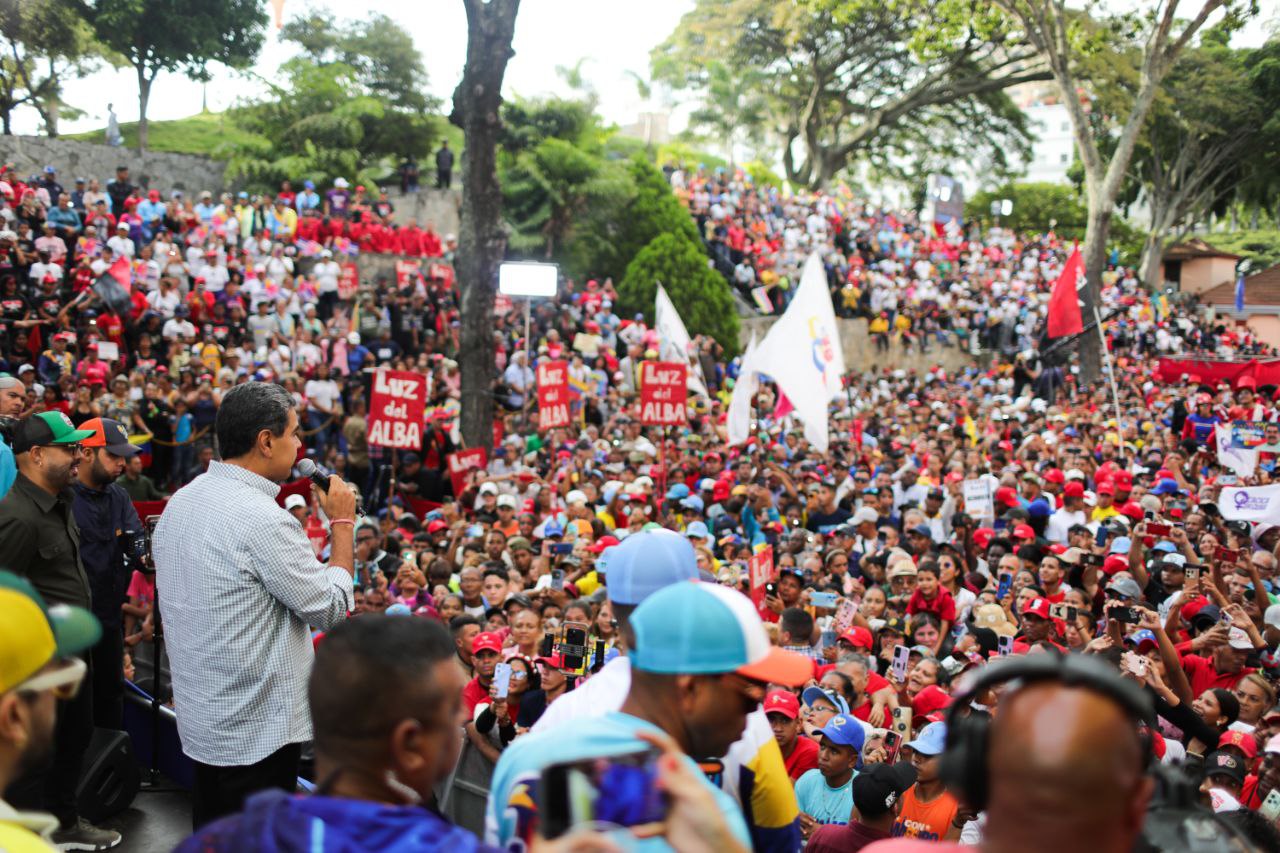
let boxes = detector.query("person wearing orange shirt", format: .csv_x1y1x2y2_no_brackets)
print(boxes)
891,722,960,841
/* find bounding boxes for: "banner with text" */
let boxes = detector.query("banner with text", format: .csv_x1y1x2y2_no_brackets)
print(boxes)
368,369,425,449
338,262,360,300
537,360,572,430
640,361,688,426
447,448,488,498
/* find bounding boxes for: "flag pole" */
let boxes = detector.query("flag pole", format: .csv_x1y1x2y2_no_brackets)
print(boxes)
1093,304,1124,438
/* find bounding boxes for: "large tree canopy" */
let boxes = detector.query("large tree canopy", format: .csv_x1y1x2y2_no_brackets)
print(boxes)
0,1,110,136
84,0,267,149
652,0,1051,187
225,12,441,191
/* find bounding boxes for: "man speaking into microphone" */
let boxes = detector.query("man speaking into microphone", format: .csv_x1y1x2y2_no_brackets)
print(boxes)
154,381,357,829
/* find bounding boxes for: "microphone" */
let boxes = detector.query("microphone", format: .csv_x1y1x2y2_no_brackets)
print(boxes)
297,458,363,516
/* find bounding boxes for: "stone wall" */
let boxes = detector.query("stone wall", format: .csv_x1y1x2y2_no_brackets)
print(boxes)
0,136,228,194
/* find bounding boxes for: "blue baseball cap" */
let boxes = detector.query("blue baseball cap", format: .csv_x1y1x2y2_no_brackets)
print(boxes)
1108,536,1131,555
1129,629,1158,652
628,582,810,685
1026,498,1052,519
603,529,698,606
681,495,705,513
802,685,850,716
905,720,948,756
685,521,710,540
666,483,690,500
1153,479,1182,496
815,714,866,750
1151,541,1176,553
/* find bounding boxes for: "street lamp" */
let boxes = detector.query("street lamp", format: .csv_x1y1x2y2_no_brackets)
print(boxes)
499,261,559,427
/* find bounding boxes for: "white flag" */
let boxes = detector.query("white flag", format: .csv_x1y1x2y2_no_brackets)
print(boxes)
1218,483,1280,523
727,331,760,446
655,282,710,400
1216,423,1258,479
753,253,845,451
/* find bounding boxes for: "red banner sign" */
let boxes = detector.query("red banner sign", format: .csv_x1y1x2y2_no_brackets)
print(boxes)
640,361,687,426
1156,357,1280,389
337,262,360,300
395,259,421,291
749,545,776,592
447,448,488,497
368,369,426,449
537,360,571,430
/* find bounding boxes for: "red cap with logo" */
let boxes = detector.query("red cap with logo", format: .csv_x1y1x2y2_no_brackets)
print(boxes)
839,627,873,649
471,632,503,655
1021,597,1052,620
763,690,800,720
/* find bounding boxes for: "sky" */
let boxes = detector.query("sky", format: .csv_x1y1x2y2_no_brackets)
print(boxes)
25,0,1280,139
39,0,697,137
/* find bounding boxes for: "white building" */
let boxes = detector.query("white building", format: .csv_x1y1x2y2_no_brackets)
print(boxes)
1020,101,1075,184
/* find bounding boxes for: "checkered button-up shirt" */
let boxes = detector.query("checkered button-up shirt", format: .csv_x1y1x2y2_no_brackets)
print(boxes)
155,461,353,766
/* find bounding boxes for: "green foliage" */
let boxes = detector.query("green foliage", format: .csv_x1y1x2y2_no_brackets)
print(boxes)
85,0,267,143
620,232,740,353
223,13,441,193
1207,230,1280,273
590,156,702,282
966,183,1089,238
654,141,728,174
653,0,1043,187
66,110,266,155
0,1,115,135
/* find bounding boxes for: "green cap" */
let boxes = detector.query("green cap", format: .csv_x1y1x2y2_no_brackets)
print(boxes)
13,411,95,454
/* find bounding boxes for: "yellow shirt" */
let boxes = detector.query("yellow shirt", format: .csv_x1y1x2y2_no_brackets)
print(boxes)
0,800,58,852
1091,505,1119,522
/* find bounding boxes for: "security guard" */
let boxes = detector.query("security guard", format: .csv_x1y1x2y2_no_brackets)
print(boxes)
72,417,142,731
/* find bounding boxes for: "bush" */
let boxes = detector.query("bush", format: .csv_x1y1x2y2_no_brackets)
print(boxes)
966,182,1089,238
619,232,740,354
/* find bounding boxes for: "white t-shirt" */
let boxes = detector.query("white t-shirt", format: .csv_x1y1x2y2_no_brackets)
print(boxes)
305,378,340,414
1045,507,1087,544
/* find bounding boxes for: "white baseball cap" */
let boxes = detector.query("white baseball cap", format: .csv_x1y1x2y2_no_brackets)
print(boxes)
284,494,307,510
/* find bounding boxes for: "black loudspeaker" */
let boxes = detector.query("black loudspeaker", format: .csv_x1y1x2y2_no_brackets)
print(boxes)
76,728,140,823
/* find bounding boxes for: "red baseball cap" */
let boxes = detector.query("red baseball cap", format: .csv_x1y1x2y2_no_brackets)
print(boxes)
995,486,1020,508
471,632,503,655
1096,483,1115,496
1063,481,1085,498
426,519,448,534
1103,554,1129,575
1219,730,1258,759
1114,471,1133,488
973,528,995,550
1119,501,1144,521
1181,597,1211,622
1013,524,1035,540
763,690,800,720
838,627,873,649
1021,597,1052,620
1043,468,1065,484
588,535,619,554
911,684,952,722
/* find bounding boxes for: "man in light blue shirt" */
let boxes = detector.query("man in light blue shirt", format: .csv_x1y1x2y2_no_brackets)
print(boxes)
0,376,27,499
794,714,863,834
486,579,811,851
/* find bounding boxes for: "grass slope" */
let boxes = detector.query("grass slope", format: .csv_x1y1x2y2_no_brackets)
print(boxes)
66,111,265,157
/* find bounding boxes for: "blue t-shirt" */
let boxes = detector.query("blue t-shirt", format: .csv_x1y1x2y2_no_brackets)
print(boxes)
794,768,854,826
0,436,14,499
486,711,751,852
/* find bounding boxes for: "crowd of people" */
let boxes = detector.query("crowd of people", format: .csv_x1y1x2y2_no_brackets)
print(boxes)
1,157,1280,852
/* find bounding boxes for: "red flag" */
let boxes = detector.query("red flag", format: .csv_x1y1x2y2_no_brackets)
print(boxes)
109,256,132,292
1047,245,1084,338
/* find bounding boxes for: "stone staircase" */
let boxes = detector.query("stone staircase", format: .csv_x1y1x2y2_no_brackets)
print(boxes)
383,187,460,237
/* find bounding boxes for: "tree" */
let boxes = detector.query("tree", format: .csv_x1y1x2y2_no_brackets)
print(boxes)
84,0,267,150
652,0,1051,187
967,182,1090,237
984,0,1254,380
1131,33,1272,288
619,232,741,353
226,13,441,190
0,1,108,135
498,95,634,266
452,0,521,453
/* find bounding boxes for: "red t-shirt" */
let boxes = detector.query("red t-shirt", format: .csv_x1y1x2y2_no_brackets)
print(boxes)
906,588,956,622
463,677,490,716
782,734,820,781
850,672,893,722
1180,653,1255,694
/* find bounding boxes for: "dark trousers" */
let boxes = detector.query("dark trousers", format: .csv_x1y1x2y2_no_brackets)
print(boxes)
191,742,301,830
90,625,124,731
436,168,451,189
5,655,95,826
